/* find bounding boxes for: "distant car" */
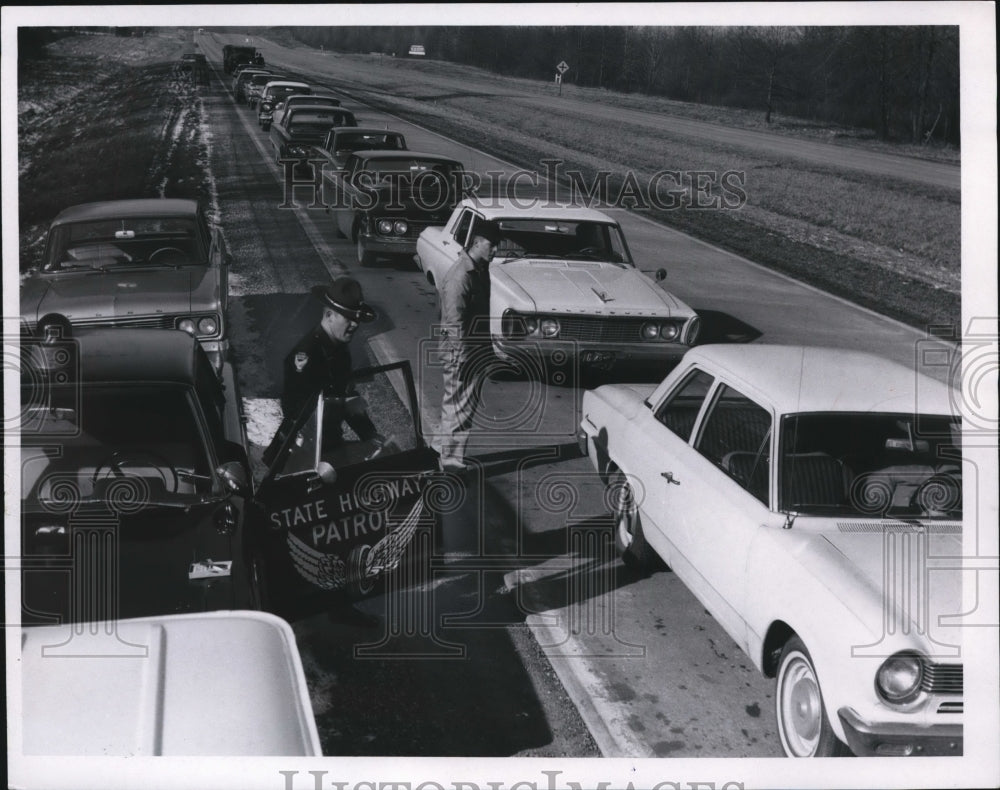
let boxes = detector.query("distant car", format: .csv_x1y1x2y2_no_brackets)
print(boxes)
273,92,342,126
243,71,279,107
20,198,231,373
257,80,310,130
328,150,465,266
311,127,407,171
416,198,700,371
408,44,426,56
20,611,321,757
19,329,255,625
578,344,964,757
232,67,272,102
270,106,357,168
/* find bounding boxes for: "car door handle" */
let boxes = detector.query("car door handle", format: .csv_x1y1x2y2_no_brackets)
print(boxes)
661,472,680,485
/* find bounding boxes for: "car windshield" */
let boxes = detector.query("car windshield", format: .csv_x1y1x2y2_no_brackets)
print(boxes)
492,219,632,265
42,216,206,272
21,384,215,507
779,412,962,519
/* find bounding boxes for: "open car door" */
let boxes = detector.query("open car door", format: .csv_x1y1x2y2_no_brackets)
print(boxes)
251,361,438,620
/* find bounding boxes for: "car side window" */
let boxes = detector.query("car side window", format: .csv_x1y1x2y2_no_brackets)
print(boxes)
654,368,714,441
695,384,772,504
452,210,475,246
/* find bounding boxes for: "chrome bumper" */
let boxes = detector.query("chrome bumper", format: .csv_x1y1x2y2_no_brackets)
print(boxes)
837,707,963,757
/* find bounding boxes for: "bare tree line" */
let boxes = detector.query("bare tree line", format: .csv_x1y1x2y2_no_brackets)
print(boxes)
288,25,959,146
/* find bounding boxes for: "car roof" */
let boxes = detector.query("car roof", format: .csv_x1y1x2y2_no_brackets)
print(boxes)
286,105,352,116
70,329,201,385
21,611,320,756
678,344,956,416
335,127,403,137
350,150,461,164
265,81,309,88
51,198,199,225
462,196,616,224
285,93,338,102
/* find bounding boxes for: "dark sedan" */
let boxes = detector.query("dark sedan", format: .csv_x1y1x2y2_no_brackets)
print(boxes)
19,329,255,624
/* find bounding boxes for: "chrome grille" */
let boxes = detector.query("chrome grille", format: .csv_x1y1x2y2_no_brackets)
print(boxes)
73,316,176,330
922,663,963,694
554,316,671,344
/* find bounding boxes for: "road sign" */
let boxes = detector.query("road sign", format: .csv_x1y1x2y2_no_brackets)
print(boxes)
556,61,569,74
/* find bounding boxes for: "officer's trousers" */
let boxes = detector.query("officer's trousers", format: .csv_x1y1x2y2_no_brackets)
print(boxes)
438,343,487,471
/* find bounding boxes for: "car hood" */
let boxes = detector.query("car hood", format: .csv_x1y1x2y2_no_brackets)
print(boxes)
21,267,216,322
493,260,689,317
793,522,964,650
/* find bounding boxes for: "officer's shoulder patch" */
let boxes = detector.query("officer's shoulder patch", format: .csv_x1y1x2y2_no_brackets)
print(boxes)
293,351,309,372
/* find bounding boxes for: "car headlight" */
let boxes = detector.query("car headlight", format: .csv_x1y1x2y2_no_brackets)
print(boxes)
876,652,924,704
198,316,219,336
641,322,660,340
177,318,197,335
288,146,307,157
524,317,539,335
540,318,560,338
377,219,394,235
659,322,680,341
393,220,408,235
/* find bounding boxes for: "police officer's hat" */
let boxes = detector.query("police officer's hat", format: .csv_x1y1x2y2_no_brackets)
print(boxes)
471,221,501,245
311,277,377,323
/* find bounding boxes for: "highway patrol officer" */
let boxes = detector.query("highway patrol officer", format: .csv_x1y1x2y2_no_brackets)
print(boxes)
436,220,500,471
264,278,380,467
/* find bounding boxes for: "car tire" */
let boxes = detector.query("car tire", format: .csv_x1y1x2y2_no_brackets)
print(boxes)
357,236,377,267
610,471,658,570
775,636,851,757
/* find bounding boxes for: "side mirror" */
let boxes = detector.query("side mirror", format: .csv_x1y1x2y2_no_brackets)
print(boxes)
655,268,667,282
217,461,250,496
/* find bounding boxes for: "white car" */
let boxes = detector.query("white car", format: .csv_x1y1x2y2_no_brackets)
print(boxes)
415,198,700,372
18,611,321,758
578,343,964,757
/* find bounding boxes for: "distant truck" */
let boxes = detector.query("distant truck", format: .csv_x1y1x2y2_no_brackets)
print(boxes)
270,105,358,167
223,44,261,74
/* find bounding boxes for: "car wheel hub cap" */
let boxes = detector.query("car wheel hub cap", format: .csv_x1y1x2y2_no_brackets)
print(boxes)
783,657,821,752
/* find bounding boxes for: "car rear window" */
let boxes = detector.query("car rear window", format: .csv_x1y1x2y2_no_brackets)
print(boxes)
43,217,206,271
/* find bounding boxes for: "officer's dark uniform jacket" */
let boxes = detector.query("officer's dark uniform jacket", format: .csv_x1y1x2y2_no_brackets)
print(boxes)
280,326,377,442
